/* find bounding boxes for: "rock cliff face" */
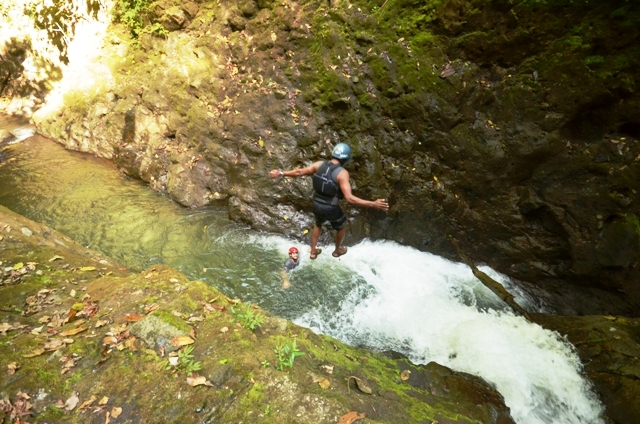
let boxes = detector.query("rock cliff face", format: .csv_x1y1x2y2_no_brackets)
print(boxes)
27,0,640,315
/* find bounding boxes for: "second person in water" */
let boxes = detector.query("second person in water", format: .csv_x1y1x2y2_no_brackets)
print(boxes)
269,143,389,259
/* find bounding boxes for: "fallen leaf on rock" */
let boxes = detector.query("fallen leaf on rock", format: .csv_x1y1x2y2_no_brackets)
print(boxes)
77,395,97,410
99,396,109,405
0,322,14,335
188,316,205,323
49,255,64,262
60,327,88,337
109,323,127,335
400,370,411,381
169,278,179,283
111,406,122,418
7,361,19,375
171,336,194,347
44,339,66,351
338,411,365,424
80,266,97,272
125,313,143,322
65,393,79,411
77,301,99,319
318,378,331,389
103,336,118,346
226,297,241,304
321,364,334,374
22,348,45,358
70,289,76,298
125,336,137,351
144,303,158,314
220,327,229,334
186,375,213,387
171,310,184,318
354,378,372,394
168,356,180,366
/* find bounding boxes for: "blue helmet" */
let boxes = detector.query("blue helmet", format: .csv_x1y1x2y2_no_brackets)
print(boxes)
332,143,351,161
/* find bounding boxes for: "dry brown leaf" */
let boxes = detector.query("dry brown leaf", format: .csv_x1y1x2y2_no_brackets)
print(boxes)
125,336,137,351
99,396,109,405
109,323,127,335
125,313,143,322
171,336,194,347
7,362,19,375
44,339,66,351
111,406,122,418
321,364,334,374
338,411,365,424
77,395,97,410
60,326,88,337
318,378,331,389
95,319,108,328
354,378,372,394
186,376,213,387
103,336,118,346
400,369,411,381
0,322,14,335
22,348,45,358
144,303,158,314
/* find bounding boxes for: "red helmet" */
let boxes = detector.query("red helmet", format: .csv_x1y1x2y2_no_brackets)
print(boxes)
288,247,299,254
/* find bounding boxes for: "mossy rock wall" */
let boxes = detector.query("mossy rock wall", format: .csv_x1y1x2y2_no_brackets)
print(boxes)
28,0,640,315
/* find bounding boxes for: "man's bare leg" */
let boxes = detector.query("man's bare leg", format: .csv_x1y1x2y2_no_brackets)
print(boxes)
311,225,322,257
335,227,346,252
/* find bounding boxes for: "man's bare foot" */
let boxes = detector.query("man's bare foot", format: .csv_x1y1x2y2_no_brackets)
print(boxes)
332,246,348,257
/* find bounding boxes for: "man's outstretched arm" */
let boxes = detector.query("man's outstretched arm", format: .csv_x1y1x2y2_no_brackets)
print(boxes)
337,170,389,211
269,161,322,179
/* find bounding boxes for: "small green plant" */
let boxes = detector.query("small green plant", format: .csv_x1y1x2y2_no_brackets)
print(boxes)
162,345,202,376
264,404,271,415
261,360,271,368
274,339,304,371
114,0,169,38
231,305,264,331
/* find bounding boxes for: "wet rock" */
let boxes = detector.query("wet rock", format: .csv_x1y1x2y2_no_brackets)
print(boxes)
128,314,189,353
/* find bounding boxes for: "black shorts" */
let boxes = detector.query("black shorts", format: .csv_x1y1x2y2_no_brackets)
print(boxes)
312,201,346,230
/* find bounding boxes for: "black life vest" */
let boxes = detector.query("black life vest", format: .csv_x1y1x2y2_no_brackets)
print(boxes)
312,160,344,205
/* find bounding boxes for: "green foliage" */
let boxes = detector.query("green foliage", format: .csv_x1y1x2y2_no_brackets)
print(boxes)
261,360,271,368
231,305,264,331
274,339,304,371
162,345,202,376
114,0,169,38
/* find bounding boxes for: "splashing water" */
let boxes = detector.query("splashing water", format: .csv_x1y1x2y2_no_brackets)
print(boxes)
293,240,604,424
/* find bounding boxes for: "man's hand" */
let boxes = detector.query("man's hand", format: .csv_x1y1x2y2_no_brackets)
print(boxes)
269,169,282,179
373,199,389,211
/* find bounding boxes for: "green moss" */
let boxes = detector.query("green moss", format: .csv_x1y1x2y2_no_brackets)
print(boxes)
152,310,191,332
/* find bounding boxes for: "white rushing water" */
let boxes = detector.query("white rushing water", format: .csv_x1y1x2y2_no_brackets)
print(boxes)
278,239,605,424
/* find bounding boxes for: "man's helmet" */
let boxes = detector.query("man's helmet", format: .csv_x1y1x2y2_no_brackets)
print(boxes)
332,143,351,161
288,247,299,254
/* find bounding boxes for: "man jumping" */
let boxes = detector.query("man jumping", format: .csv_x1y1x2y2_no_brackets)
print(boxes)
269,143,389,259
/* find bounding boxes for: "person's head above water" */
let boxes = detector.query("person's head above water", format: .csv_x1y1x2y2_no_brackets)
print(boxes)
332,143,351,165
288,246,299,261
